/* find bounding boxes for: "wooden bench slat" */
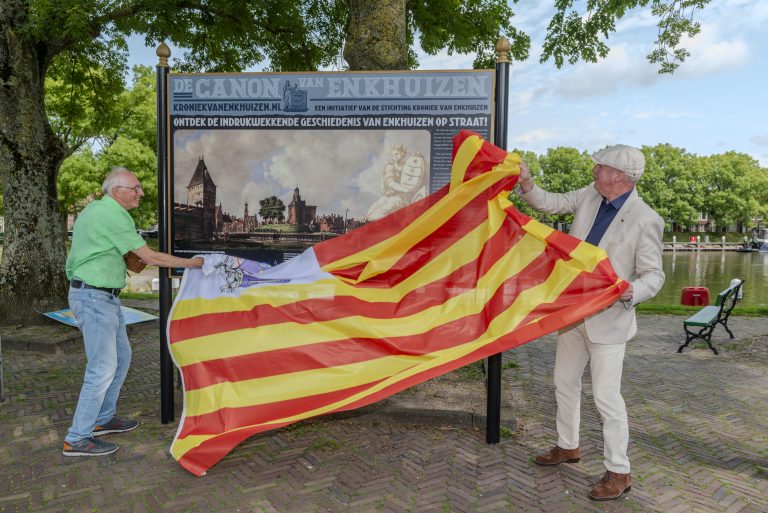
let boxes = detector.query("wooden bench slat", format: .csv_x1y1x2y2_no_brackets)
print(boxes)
684,306,721,326
714,290,731,306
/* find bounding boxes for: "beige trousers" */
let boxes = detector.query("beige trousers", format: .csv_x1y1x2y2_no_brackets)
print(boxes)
554,323,630,474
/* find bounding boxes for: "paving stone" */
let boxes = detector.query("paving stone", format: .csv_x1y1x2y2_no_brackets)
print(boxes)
1,314,767,512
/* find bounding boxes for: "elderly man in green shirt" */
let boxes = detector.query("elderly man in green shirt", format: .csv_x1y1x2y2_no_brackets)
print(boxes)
63,167,203,457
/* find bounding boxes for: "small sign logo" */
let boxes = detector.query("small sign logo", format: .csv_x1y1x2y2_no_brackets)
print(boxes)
282,80,309,112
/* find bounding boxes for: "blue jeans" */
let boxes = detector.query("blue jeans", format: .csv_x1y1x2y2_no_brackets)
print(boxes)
65,287,131,444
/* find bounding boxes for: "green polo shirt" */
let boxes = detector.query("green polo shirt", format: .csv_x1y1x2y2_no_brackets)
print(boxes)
65,195,147,288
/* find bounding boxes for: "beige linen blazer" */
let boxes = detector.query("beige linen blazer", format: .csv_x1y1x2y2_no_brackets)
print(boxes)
522,184,665,344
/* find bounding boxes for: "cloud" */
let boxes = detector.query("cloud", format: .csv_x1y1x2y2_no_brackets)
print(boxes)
553,44,659,99
522,4,755,103
510,3,557,33
615,8,659,33
630,109,692,120
676,26,750,78
416,48,474,71
509,89,536,111
509,128,561,146
699,0,768,31
751,134,768,146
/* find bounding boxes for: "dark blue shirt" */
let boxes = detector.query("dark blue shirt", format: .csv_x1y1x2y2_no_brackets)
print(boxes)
585,189,632,246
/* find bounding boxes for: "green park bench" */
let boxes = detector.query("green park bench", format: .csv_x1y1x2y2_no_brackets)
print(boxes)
678,279,744,355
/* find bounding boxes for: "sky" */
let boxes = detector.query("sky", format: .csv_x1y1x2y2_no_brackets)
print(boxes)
127,0,768,167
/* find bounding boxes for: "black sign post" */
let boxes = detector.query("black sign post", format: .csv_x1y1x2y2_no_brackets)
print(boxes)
156,43,175,424
154,44,504,426
486,36,511,444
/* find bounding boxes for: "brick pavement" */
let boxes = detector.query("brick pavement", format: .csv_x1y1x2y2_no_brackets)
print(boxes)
1,314,767,513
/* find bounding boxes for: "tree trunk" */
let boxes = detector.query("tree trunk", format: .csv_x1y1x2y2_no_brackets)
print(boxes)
1,2,69,325
344,0,408,70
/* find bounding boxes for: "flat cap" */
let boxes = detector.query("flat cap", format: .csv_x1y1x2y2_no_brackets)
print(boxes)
591,144,645,179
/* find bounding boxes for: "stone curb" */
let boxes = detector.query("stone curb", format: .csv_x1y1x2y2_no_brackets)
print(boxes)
362,406,516,432
1,329,81,354
1,321,158,354
306,398,517,432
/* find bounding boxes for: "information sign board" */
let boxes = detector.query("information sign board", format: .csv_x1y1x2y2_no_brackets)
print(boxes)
168,70,494,265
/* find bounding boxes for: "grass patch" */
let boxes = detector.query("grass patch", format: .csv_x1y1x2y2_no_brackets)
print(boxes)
121,292,160,300
284,419,324,435
309,438,341,452
637,303,768,317
140,421,176,438
116,288,768,319
456,361,484,381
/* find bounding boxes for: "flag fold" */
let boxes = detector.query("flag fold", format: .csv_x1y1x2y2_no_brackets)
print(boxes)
167,130,627,476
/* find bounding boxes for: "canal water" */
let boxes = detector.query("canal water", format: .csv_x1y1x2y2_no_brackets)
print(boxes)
1,246,764,306
649,251,767,307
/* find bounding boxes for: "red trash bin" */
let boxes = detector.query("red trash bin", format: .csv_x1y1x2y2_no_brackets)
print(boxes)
680,287,709,306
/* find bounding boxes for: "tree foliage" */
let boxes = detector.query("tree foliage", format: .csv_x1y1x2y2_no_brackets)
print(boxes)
542,0,709,74
514,145,768,232
507,149,541,219
259,196,286,224
45,55,126,155
538,147,594,193
701,152,768,230
639,144,703,229
57,149,101,220
405,0,529,69
0,0,714,324
98,136,159,228
53,65,158,227
113,66,157,150
536,147,594,225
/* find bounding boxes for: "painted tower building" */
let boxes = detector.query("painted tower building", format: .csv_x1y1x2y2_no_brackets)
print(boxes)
173,156,217,240
287,186,316,225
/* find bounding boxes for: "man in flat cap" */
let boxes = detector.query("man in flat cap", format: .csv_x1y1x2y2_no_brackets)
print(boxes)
515,144,665,500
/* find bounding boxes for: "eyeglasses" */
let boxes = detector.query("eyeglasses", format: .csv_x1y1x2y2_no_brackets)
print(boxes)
115,184,143,193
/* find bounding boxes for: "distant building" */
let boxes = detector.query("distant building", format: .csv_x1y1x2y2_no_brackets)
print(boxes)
172,159,354,244
173,157,218,240
242,201,258,231
316,214,344,233
187,157,217,210
174,157,265,240
287,186,316,225
224,202,259,233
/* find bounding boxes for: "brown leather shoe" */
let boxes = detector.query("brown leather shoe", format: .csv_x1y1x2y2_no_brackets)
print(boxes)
534,446,580,466
588,470,631,501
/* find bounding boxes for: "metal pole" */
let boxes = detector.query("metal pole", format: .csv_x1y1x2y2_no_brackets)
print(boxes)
156,43,175,424
486,37,511,444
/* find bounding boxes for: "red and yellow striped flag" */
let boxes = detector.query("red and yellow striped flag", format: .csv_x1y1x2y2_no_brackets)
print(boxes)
168,131,627,476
